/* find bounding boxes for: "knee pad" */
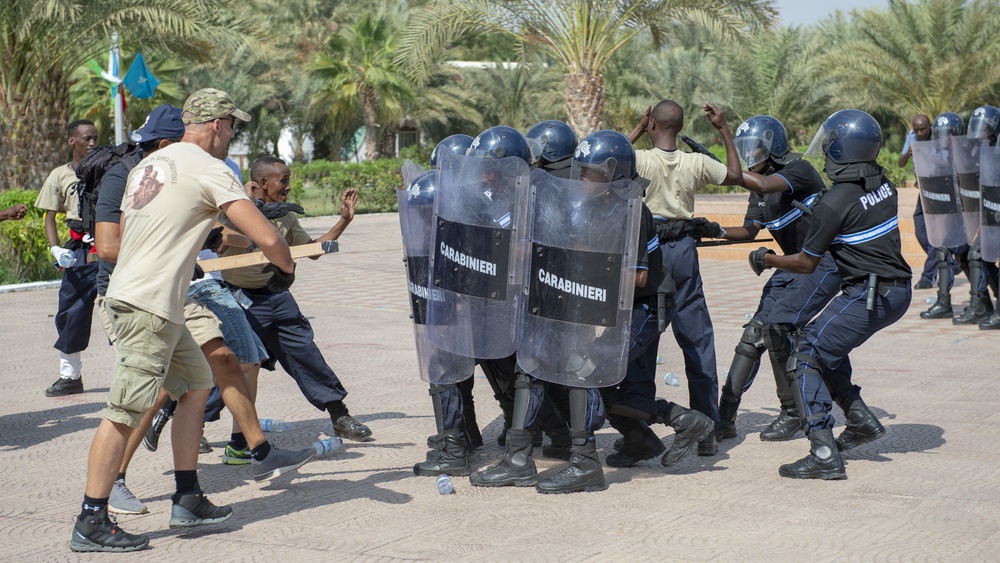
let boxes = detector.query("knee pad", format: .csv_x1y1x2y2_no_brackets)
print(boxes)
761,324,791,355
735,318,765,359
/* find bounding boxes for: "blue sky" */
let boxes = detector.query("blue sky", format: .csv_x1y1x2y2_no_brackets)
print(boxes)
774,0,889,27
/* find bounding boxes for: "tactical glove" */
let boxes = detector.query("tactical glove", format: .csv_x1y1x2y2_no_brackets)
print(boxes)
259,202,305,220
748,246,775,276
263,263,296,293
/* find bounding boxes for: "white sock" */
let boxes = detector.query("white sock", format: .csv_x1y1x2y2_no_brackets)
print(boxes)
59,352,82,380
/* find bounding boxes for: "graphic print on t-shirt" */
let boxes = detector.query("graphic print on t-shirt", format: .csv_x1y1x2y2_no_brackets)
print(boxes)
128,164,167,209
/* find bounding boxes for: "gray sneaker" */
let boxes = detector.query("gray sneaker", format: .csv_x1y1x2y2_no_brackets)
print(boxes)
168,490,232,528
199,435,212,454
108,479,147,515
252,447,316,482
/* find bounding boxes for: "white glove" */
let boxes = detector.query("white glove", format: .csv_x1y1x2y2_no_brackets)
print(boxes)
51,245,77,268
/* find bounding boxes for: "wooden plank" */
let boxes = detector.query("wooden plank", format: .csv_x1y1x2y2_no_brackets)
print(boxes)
197,241,338,272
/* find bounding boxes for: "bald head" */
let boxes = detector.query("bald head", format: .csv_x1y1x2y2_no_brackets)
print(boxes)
651,100,684,134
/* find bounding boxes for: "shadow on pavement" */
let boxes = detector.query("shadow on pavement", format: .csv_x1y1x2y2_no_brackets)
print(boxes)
0,400,105,449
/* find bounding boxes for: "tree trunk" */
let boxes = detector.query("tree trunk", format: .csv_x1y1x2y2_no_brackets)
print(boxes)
362,87,381,161
0,68,71,191
564,70,605,138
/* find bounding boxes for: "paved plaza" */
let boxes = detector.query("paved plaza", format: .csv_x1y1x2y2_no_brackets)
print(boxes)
1,200,997,560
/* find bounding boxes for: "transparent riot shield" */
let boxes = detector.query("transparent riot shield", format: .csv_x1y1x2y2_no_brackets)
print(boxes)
424,149,530,359
396,169,475,384
912,137,966,248
980,144,1000,261
515,169,643,388
951,136,982,243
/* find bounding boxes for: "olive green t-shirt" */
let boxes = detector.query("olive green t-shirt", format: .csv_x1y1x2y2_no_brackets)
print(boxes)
221,212,311,290
34,163,82,221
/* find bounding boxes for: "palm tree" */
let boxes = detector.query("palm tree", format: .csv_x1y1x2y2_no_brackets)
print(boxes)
0,0,263,190
398,0,777,137
310,12,416,161
821,0,1000,125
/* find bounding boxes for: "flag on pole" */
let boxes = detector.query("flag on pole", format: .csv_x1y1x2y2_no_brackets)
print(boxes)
121,52,160,99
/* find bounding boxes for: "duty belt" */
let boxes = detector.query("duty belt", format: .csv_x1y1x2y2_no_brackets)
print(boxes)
864,275,910,311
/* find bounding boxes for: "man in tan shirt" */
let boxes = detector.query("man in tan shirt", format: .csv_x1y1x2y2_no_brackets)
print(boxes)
35,119,98,397
626,100,743,457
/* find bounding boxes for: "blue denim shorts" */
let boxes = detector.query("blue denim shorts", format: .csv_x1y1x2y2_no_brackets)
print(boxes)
187,279,268,365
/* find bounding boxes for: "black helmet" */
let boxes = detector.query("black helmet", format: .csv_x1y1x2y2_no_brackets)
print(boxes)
932,112,965,140
430,134,473,169
571,130,638,183
525,120,578,165
968,106,1000,141
805,109,883,164
733,115,791,169
467,126,531,163
404,170,437,207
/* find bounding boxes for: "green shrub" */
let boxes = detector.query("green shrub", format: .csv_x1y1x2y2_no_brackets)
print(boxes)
0,189,67,285
288,159,406,216
397,144,432,168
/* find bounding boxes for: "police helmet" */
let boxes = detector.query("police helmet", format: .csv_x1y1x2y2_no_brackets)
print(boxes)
968,106,1000,141
932,112,965,140
804,109,883,164
571,130,638,183
467,126,531,163
733,115,791,169
404,170,437,206
525,120,578,165
430,134,473,169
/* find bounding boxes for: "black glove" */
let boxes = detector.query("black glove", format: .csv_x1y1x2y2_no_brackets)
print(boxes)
192,263,205,281
748,246,775,276
690,217,727,239
202,226,224,252
259,202,305,220
263,263,296,293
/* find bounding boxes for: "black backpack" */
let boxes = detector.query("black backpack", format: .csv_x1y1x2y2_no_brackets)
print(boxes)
76,142,142,235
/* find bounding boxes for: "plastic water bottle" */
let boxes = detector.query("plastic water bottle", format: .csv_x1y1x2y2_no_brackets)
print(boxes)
655,354,663,365
663,372,680,387
56,251,77,269
259,418,290,433
312,437,343,456
744,313,754,320
436,474,455,495
926,296,936,305
722,369,730,383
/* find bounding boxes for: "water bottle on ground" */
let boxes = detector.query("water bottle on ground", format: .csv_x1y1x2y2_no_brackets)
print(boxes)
259,418,290,433
655,354,663,365
663,372,680,387
436,474,455,495
312,437,343,456
926,296,936,305
722,369,730,383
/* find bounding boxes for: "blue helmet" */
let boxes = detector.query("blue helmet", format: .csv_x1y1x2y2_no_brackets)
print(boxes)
733,115,791,169
404,170,437,206
467,126,531,163
932,112,965,140
968,106,1000,141
430,134,473,169
805,109,883,164
525,120,578,165
571,130,638,183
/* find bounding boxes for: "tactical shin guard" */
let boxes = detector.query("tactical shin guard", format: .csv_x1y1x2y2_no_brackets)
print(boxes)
721,319,765,419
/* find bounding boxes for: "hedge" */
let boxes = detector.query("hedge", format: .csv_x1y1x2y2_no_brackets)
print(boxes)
0,189,67,285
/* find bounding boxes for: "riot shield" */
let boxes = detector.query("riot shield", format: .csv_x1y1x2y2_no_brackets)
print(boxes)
912,138,966,248
951,136,982,243
396,171,475,384
515,169,643,388
980,144,1000,261
424,149,530,359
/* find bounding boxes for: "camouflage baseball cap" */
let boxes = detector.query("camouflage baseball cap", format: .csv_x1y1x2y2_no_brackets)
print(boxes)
181,88,251,125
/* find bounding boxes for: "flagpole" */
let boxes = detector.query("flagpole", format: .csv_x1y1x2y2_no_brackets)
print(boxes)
112,31,124,145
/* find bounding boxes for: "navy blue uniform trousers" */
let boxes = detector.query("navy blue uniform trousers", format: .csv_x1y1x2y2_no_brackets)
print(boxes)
54,247,97,355
795,280,911,430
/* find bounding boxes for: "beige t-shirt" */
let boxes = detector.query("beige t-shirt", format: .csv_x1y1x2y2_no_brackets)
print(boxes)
636,148,729,220
34,163,82,221
221,213,311,289
107,143,249,323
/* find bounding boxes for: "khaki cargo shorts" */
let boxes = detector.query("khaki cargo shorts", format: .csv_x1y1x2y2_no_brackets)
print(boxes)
103,297,219,427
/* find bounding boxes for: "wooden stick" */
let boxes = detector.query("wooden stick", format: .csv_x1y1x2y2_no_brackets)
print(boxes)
197,241,339,272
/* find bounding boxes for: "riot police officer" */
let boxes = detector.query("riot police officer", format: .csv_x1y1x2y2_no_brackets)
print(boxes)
750,109,911,479
972,106,1000,329
716,115,842,442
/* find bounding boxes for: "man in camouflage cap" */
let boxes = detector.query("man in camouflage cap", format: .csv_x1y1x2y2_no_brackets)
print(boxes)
181,88,251,125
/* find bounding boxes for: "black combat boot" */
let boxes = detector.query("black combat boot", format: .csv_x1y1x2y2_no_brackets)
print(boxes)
606,422,664,468
462,403,483,450
920,295,953,319
835,398,885,451
540,423,572,461
413,429,470,476
535,434,607,494
660,401,715,467
496,403,514,447
953,295,994,324
980,310,1000,330
759,408,805,442
716,395,739,440
778,428,846,480
470,428,536,487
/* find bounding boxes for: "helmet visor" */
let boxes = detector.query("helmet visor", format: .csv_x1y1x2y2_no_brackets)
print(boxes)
570,158,618,183
734,135,772,169
526,138,543,164
968,115,999,141
804,123,832,158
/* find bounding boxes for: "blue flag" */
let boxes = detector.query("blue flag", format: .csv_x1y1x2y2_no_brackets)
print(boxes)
121,52,160,99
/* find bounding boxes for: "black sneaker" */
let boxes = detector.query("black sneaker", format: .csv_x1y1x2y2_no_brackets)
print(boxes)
252,447,316,482
168,490,233,528
46,377,83,397
333,414,373,441
143,408,172,452
70,509,149,552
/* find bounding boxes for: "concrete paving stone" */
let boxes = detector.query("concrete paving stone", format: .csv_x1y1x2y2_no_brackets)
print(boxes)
0,204,997,561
